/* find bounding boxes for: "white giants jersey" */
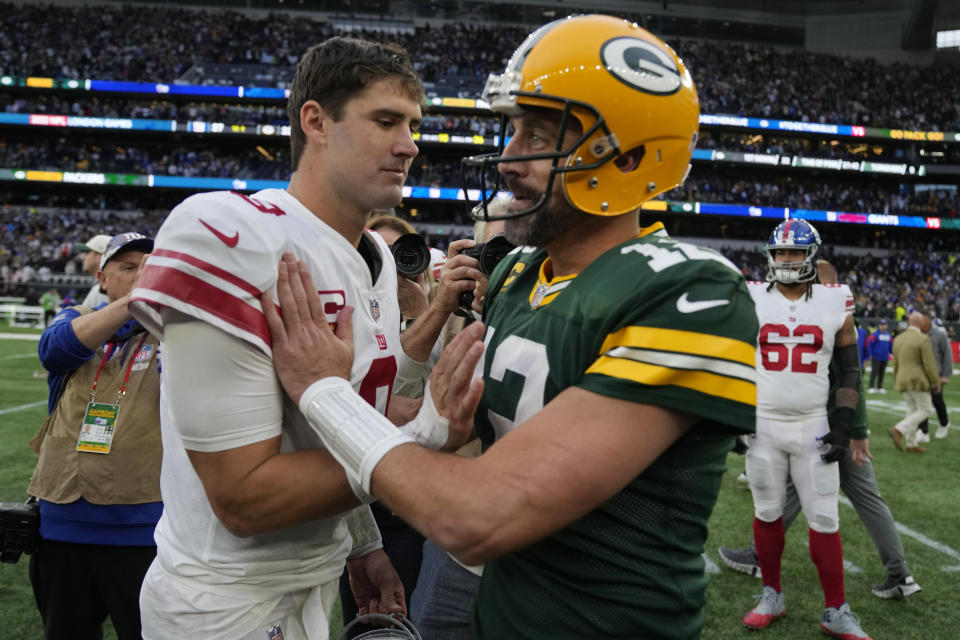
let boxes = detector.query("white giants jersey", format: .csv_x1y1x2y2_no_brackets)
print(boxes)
747,282,854,419
129,188,401,595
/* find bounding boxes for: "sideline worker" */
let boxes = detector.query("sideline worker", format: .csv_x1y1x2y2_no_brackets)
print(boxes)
28,232,160,640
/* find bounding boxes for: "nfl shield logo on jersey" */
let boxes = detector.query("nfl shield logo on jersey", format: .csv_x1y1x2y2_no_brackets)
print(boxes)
368,297,381,322
530,283,548,308
266,624,284,640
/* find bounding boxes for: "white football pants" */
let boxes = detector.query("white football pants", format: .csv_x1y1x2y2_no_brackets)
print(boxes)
746,415,840,533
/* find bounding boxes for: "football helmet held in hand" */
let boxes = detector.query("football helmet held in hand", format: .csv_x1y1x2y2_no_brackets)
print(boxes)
337,613,423,640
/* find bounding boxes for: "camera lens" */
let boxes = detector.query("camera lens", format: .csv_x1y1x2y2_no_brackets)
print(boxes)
390,233,430,279
477,235,515,276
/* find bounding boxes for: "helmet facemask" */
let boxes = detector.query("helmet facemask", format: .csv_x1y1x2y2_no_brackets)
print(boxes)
462,76,619,222
460,15,700,223
765,245,819,284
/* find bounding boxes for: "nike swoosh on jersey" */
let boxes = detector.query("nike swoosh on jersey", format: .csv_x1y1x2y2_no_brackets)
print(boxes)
676,292,730,313
199,219,239,247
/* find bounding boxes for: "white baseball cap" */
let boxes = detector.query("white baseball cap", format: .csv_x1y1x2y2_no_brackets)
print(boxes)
74,234,112,255
429,247,447,280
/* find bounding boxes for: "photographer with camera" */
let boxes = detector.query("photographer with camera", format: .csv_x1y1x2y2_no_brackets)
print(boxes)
368,214,432,326
410,203,509,640
27,232,159,640
343,212,483,639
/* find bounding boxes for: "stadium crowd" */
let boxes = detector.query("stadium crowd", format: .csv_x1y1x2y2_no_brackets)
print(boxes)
0,130,956,218
3,203,957,331
0,139,292,180
0,205,166,290
11,92,960,169
724,246,960,326
4,137,957,218
673,177,960,218
10,93,960,170
696,132,960,164
681,38,960,132
1,4,957,326
0,11,956,640
0,3,958,131
1,93,501,138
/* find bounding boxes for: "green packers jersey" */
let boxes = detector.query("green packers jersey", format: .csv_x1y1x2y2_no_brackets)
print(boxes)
472,226,758,640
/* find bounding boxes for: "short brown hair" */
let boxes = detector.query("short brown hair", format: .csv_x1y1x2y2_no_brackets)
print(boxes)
287,37,424,170
368,214,416,236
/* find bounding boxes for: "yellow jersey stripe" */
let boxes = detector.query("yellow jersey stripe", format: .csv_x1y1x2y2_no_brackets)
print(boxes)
598,326,755,367
586,356,757,406
606,346,756,383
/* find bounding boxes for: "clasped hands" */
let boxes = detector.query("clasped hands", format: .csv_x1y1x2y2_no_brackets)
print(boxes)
260,253,484,451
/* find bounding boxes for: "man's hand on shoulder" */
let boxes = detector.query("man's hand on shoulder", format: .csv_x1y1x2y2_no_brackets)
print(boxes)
261,253,354,405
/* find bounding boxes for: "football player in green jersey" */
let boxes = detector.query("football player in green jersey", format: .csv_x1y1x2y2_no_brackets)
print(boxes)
265,15,759,640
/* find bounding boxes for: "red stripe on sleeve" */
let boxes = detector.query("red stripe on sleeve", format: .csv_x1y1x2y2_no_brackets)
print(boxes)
137,264,271,348
151,248,263,299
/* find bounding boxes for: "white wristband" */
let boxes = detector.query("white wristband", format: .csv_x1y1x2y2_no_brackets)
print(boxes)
299,377,414,501
398,381,449,450
344,504,383,559
394,349,430,398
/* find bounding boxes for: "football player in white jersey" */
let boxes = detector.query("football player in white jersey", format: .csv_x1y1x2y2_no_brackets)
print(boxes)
128,37,481,640
742,220,873,640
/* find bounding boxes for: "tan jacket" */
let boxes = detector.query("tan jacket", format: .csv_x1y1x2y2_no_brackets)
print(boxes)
29,311,162,505
892,326,940,393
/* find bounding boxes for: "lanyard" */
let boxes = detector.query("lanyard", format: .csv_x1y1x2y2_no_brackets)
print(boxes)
89,334,148,405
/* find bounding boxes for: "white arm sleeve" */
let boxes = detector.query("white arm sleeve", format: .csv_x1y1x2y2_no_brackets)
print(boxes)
162,313,283,451
397,381,449,450
299,377,415,501
393,348,429,398
344,504,383,559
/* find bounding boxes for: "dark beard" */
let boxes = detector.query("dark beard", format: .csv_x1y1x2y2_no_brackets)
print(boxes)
504,193,588,247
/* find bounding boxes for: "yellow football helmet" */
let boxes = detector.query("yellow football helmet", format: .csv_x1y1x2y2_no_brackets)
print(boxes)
464,14,699,219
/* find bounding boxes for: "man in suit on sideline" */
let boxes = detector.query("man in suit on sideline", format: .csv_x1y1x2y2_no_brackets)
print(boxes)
888,311,940,453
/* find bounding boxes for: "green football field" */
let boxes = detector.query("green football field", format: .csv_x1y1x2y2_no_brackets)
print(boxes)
1,332,957,639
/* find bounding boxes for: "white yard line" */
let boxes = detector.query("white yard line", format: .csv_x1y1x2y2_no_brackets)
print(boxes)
839,495,960,572
843,559,863,573
709,492,960,575
864,399,906,416
866,398,960,420
0,352,38,361
0,400,46,415
0,332,41,341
